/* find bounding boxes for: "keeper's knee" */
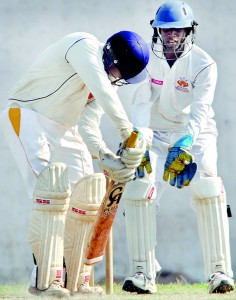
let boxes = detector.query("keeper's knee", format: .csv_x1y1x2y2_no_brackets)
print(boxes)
122,178,156,202
191,176,225,200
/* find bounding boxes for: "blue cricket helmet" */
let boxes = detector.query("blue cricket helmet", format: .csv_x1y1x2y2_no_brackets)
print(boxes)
151,0,196,29
103,31,149,84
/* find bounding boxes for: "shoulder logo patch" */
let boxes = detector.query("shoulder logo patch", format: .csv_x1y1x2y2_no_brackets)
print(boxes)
150,78,163,85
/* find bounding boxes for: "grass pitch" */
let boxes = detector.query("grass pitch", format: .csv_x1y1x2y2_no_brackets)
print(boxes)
0,283,235,299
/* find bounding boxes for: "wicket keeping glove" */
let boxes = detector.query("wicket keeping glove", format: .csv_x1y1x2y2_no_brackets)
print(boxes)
137,149,152,178
163,134,197,188
136,127,153,178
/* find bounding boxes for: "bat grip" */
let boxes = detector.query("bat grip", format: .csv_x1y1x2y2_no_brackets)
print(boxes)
126,130,139,148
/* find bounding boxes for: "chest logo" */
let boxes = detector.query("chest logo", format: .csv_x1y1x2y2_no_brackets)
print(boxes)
176,77,190,93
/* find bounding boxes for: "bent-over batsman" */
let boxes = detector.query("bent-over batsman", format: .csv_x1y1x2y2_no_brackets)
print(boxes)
0,30,150,297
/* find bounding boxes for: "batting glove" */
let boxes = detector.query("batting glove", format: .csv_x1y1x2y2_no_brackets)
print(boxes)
119,127,153,170
98,152,135,183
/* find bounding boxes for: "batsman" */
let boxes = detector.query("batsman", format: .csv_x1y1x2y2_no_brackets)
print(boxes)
0,30,150,297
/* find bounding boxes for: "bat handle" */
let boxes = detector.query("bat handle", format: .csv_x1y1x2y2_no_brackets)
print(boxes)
126,130,139,148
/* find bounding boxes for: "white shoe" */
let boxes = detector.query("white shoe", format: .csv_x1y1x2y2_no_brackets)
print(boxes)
208,272,234,294
122,272,157,294
28,281,70,298
77,283,104,295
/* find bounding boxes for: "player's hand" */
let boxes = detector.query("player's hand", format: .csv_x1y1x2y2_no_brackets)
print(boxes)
137,149,152,178
163,147,197,188
98,153,135,183
163,134,197,188
119,137,146,169
119,127,153,170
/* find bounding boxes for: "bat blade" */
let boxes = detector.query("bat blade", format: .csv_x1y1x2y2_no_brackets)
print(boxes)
85,130,139,265
85,180,125,264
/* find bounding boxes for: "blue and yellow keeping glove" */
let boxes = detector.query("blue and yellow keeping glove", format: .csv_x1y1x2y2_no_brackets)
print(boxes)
135,127,153,178
163,134,197,188
137,148,152,178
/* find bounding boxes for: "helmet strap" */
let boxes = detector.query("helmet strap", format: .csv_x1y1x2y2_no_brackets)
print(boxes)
150,20,159,44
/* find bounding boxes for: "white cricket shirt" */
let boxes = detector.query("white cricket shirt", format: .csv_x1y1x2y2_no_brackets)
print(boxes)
132,39,217,145
8,32,131,132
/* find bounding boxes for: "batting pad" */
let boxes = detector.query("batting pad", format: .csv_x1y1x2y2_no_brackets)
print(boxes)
192,177,233,279
64,173,106,293
28,163,71,290
123,179,157,281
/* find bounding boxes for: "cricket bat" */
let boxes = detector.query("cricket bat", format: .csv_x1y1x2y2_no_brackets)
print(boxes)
85,130,139,265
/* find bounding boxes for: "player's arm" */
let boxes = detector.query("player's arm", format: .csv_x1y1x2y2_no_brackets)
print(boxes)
170,62,217,146
164,63,217,188
78,99,107,160
120,79,154,178
129,79,153,128
67,37,149,180
187,62,217,139
78,100,145,183
66,37,133,137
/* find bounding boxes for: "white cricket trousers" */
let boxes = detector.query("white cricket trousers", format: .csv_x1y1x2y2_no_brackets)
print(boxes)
0,106,94,199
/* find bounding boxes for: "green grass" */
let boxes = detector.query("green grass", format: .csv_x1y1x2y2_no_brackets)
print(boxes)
0,283,235,299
